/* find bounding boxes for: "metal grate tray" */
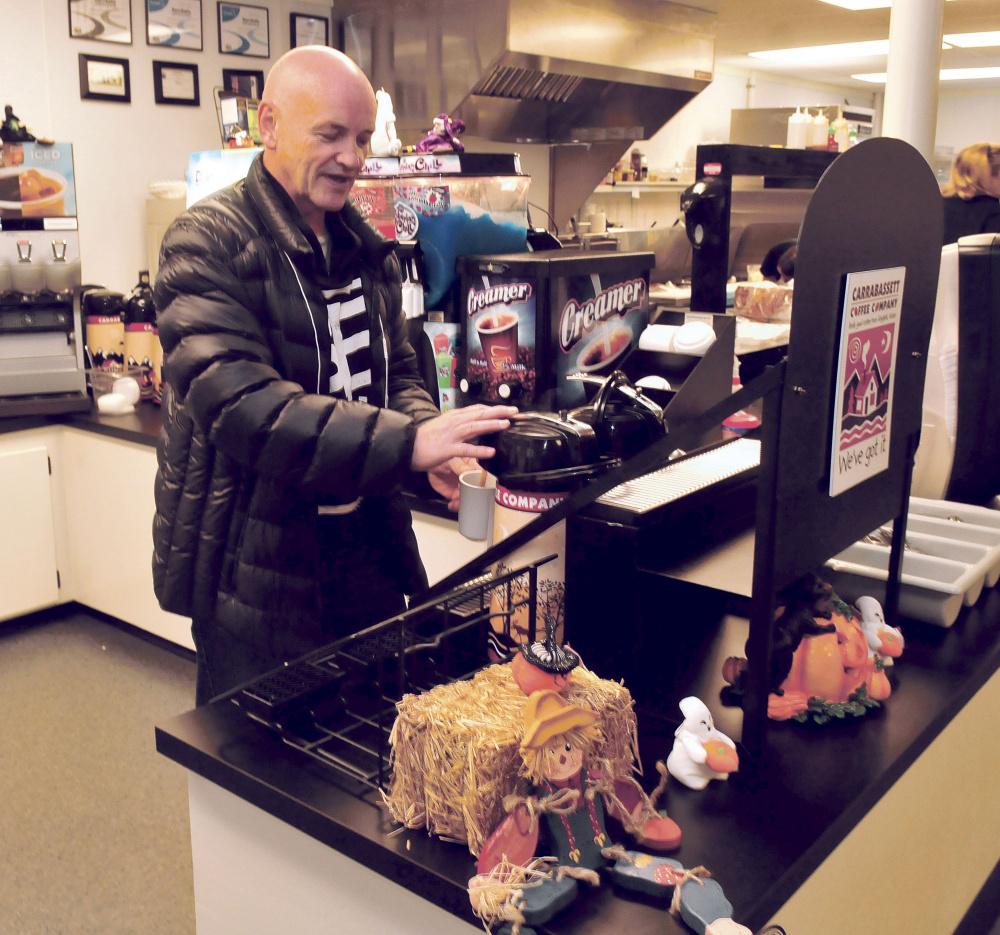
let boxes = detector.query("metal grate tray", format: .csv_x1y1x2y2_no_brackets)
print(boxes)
231,557,553,793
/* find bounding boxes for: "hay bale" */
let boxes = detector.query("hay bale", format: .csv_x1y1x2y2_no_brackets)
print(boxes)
385,662,639,856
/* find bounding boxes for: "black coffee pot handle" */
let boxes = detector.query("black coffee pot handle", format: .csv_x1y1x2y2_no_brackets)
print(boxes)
497,458,622,490
590,370,665,426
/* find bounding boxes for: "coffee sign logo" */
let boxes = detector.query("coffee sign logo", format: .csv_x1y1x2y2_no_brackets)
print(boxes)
558,278,646,352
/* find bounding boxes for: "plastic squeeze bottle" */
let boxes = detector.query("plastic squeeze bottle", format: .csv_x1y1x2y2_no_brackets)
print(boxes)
833,115,850,153
810,110,830,149
786,108,808,149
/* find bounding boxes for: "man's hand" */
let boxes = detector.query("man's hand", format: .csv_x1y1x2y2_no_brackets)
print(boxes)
411,404,517,472
412,405,516,511
427,456,480,511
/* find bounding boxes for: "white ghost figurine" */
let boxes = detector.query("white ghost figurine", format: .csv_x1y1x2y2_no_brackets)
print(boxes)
666,696,739,791
856,594,904,666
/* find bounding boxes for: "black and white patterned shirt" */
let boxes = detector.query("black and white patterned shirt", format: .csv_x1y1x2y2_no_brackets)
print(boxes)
317,220,373,403
323,277,372,402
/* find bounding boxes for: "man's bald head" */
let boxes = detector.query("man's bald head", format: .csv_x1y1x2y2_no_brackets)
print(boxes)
262,46,370,112
257,46,376,234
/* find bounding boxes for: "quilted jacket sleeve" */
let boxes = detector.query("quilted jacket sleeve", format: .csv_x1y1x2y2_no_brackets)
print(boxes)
155,192,431,503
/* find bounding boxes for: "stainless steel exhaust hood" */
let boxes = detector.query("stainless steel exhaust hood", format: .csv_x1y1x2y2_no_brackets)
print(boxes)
339,0,718,227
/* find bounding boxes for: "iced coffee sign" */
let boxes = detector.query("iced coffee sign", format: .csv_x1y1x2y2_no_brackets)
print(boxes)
0,143,77,219
829,266,905,497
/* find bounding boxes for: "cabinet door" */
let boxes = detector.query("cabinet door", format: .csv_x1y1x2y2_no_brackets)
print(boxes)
60,430,194,650
0,446,59,620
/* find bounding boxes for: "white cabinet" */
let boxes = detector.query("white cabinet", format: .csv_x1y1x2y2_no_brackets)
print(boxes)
0,423,192,649
0,420,479,649
0,438,60,620
59,428,193,649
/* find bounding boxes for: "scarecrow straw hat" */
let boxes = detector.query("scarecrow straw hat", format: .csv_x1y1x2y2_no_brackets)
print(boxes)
521,689,599,751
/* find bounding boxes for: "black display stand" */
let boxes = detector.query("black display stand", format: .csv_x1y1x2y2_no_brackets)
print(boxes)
740,137,942,751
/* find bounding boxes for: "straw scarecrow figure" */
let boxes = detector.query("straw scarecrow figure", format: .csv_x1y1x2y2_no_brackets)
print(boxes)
468,690,751,935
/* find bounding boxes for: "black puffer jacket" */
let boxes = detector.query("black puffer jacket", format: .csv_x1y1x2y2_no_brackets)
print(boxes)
152,155,440,662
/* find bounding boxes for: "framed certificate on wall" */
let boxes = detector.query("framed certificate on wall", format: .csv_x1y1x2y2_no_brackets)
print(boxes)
146,0,203,51
217,2,269,57
290,13,329,48
79,53,132,103
153,61,200,106
69,0,133,44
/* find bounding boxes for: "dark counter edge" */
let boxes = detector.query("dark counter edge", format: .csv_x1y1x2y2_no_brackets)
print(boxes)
0,406,459,519
0,406,163,447
747,645,1000,928
154,631,1000,935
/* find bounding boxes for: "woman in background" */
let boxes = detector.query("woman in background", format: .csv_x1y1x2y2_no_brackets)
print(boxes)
941,143,1000,244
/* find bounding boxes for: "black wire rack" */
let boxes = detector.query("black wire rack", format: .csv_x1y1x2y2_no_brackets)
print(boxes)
230,556,554,793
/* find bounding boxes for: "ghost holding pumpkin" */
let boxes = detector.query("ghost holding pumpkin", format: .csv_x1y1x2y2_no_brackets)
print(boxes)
666,696,740,791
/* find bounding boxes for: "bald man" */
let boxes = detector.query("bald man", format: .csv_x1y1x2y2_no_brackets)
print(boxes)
153,46,515,704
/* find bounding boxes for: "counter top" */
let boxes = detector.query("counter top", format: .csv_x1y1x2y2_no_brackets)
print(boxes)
0,402,162,447
155,587,1000,934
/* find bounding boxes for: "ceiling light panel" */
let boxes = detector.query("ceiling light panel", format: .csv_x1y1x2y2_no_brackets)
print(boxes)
943,32,1000,48
853,67,1000,83
750,39,890,64
818,0,959,7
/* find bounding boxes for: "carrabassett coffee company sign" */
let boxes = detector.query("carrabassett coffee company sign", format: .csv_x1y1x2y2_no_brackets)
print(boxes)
829,266,905,497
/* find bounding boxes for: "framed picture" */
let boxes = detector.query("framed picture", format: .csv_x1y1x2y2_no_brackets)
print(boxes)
78,53,132,103
146,0,203,51
69,0,132,44
290,12,329,48
153,61,200,106
222,67,265,99
217,2,269,58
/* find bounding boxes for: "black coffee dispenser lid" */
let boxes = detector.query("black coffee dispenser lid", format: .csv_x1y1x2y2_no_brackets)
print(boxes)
82,288,124,317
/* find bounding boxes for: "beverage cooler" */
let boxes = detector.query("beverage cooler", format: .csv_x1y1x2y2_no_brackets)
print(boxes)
456,250,655,410
0,142,87,416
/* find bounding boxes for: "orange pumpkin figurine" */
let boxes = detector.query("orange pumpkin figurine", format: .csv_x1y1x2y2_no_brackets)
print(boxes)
723,575,889,724
508,614,581,695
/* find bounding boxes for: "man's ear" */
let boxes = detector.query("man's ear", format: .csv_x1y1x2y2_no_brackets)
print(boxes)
257,101,277,148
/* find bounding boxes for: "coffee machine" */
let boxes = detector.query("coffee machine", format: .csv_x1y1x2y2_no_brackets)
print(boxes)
0,142,88,416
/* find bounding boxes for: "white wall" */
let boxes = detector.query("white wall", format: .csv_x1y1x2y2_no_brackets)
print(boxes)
934,86,1000,165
